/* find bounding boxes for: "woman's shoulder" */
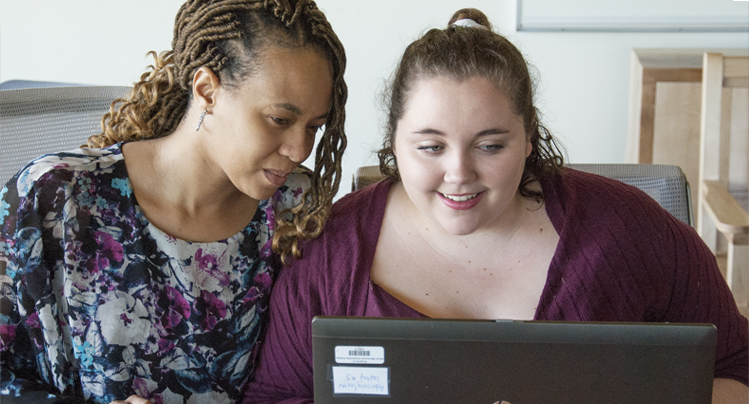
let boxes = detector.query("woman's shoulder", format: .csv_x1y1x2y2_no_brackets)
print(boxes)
277,181,391,310
289,180,390,262
9,144,125,197
328,180,391,229
551,166,672,211
545,166,694,238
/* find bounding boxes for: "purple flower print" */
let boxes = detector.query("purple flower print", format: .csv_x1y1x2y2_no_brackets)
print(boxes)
131,377,159,403
157,338,175,355
195,249,219,270
120,313,132,326
199,290,227,330
93,231,124,267
292,187,303,199
254,272,272,291
263,203,276,232
0,147,307,401
272,190,287,205
159,286,191,330
192,248,230,290
24,311,40,328
241,272,273,308
242,286,262,307
0,324,17,349
259,239,273,257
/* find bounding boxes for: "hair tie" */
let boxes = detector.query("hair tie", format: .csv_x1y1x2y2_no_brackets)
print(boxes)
451,18,487,30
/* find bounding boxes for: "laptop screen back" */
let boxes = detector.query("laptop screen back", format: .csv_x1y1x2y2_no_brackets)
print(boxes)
312,316,716,404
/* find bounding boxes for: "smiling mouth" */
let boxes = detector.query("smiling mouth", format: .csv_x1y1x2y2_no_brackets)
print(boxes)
439,192,480,202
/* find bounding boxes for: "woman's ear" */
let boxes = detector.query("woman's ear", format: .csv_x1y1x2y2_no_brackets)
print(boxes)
192,67,221,109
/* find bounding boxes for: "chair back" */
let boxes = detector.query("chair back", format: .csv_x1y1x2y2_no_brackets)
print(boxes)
697,52,748,314
0,85,131,185
352,163,693,226
697,53,749,241
567,164,692,226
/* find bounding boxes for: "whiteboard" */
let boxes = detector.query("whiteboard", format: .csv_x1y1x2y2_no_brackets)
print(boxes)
517,0,749,32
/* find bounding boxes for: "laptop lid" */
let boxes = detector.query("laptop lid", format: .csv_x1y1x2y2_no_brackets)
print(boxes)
312,316,717,404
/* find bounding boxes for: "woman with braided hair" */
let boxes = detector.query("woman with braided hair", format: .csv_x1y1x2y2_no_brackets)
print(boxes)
0,0,346,403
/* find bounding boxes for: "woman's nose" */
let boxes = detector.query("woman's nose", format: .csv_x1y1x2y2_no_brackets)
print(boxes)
279,126,315,164
443,150,477,184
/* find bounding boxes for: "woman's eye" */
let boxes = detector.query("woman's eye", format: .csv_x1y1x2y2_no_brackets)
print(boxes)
271,116,290,125
479,144,503,152
417,145,443,153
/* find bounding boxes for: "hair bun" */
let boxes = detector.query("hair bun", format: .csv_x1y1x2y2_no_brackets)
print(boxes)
451,18,488,30
447,8,492,30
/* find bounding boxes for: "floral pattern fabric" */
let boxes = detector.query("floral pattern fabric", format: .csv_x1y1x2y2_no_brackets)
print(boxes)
0,144,309,403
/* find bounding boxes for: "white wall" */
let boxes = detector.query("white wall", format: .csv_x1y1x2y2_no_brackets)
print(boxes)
1,0,747,198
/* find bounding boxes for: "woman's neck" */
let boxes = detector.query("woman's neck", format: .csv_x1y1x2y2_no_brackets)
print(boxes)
121,131,259,242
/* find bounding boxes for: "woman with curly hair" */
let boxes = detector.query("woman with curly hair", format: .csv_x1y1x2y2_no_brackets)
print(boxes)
245,8,747,403
0,0,346,402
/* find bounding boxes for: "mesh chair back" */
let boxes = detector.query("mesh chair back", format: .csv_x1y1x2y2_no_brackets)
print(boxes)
352,163,693,226
0,86,131,185
567,164,693,226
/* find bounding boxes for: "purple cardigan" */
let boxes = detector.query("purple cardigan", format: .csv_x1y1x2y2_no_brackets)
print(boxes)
244,169,749,403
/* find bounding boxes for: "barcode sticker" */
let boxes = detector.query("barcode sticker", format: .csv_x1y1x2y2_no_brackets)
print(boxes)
335,346,385,364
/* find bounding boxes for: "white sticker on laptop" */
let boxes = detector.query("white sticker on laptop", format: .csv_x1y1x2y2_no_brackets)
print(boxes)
332,366,389,395
334,345,385,364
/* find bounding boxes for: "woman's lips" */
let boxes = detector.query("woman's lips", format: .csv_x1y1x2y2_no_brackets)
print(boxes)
437,191,484,210
264,169,289,187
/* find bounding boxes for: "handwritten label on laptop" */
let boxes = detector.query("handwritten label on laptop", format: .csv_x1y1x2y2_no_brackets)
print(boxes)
334,345,385,364
332,366,389,396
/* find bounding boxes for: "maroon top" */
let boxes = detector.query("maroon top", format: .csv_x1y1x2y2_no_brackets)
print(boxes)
243,169,749,403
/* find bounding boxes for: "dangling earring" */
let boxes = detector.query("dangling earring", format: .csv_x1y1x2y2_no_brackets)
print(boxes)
195,109,208,131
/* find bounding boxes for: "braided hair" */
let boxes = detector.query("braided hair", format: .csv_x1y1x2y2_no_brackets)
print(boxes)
378,8,563,202
88,0,347,263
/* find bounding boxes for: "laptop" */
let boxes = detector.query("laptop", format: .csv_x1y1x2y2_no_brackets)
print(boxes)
312,316,717,404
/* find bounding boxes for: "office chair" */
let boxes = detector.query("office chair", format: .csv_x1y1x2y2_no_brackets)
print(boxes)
0,85,131,185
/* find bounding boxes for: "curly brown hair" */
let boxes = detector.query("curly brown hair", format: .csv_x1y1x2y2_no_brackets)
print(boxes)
378,9,563,202
87,0,347,263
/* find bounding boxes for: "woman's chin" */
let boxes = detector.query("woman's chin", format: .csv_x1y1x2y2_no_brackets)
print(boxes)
433,219,483,236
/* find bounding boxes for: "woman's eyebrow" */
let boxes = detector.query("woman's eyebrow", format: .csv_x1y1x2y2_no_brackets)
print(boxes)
273,103,303,115
273,103,328,119
412,127,511,136
476,128,511,136
412,128,444,135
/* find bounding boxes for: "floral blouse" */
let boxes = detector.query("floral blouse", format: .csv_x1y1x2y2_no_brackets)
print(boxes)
0,144,309,403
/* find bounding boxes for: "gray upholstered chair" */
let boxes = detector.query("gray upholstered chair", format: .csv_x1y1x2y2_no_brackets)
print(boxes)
0,80,87,90
0,85,131,185
352,163,693,227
